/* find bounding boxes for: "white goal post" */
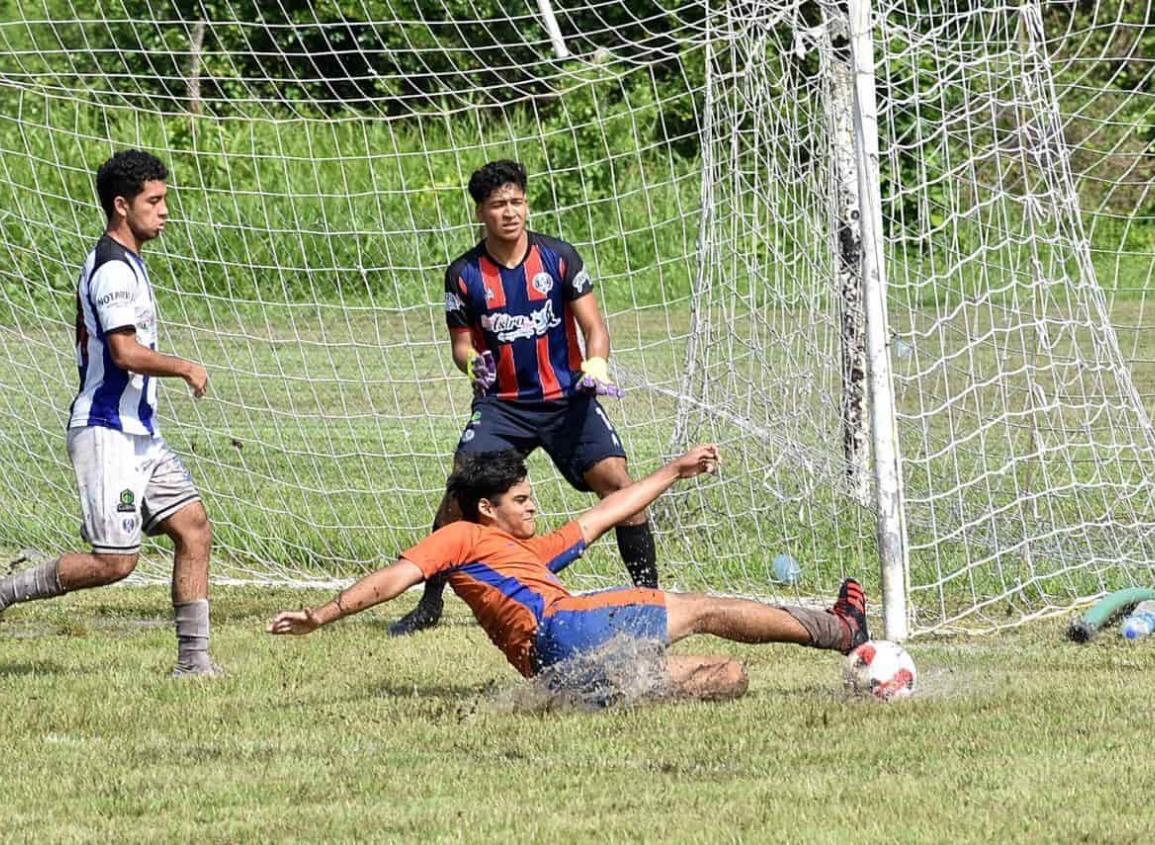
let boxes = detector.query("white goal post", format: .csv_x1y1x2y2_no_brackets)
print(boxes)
0,1,1153,639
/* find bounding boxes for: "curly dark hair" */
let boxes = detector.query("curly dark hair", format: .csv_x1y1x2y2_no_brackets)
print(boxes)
467,160,527,204
447,450,528,522
95,150,168,219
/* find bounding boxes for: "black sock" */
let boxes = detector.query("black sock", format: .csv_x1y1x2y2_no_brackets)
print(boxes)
421,573,447,607
420,511,450,607
615,521,658,588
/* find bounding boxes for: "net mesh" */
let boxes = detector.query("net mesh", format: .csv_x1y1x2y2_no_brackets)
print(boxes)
0,0,1152,634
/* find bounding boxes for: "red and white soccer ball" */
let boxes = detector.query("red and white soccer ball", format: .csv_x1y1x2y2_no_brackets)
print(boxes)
843,640,917,701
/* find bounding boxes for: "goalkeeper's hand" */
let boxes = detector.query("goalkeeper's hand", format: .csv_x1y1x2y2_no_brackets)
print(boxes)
578,356,624,398
468,350,496,395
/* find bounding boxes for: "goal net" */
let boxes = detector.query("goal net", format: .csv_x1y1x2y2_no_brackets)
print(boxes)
0,0,1152,635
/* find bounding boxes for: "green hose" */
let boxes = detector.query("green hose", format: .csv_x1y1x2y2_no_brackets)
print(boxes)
1067,587,1155,643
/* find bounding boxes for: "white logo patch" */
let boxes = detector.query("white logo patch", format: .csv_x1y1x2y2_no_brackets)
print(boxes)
484,287,495,302
531,272,553,296
462,429,476,443
571,270,591,293
480,301,562,343
445,291,465,313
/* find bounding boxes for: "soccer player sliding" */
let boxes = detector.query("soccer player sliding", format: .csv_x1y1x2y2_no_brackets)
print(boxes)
268,445,869,703
389,159,659,636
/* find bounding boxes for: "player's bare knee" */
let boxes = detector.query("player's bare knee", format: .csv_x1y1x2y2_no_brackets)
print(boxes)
94,552,139,584
672,657,748,701
598,475,630,495
586,458,632,496
170,506,212,555
695,660,748,701
664,592,715,641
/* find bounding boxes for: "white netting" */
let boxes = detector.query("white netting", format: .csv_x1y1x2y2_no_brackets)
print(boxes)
0,1,1153,634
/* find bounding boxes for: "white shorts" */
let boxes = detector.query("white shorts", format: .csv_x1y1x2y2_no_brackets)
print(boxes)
68,426,202,555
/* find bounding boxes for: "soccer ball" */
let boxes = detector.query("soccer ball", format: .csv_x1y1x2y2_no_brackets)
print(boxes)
843,640,917,701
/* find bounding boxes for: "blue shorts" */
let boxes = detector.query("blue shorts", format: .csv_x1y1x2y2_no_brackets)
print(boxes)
455,395,627,492
533,587,669,671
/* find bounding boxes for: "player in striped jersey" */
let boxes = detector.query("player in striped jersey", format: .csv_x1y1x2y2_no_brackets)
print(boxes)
389,160,659,635
0,150,219,677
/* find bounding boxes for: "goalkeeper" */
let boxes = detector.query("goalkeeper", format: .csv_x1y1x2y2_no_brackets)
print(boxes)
269,446,869,702
390,159,656,635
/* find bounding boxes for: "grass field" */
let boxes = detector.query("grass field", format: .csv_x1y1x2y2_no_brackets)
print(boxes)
3,584,1155,843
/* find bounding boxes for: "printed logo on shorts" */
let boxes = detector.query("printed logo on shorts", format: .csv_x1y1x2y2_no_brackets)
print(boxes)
470,410,482,424
116,489,136,513
122,517,137,533
531,272,553,296
462,429,476,443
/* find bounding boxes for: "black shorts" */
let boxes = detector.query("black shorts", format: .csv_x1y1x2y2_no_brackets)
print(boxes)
455,395,628,492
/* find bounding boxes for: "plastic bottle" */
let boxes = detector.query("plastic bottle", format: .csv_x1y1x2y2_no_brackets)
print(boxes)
1120,600,1155,642
772,553,801,585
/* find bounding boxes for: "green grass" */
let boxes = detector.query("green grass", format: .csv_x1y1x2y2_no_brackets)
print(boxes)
3,584,1155,843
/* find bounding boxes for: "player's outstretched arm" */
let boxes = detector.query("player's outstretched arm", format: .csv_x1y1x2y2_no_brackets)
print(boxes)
576,445,719,545
107,329,209,397
267,559,425,635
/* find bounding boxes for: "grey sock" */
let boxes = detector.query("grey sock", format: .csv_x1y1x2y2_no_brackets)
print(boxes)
174,599,211,667
782,607,847,652
0,558,64,612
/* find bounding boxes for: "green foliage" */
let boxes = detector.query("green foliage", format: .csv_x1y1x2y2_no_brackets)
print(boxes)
3,2,1152,251
12,1,699,117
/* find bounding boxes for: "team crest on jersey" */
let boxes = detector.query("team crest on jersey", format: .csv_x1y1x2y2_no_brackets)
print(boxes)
445,291,465,313
531,272,553,296
116,489,136,513
572,270,591,293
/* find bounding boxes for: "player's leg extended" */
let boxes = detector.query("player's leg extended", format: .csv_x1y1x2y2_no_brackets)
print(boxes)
2,426,145,615
549,395,658,588
0,551,139,614
664,579,869,655
534,589,746,703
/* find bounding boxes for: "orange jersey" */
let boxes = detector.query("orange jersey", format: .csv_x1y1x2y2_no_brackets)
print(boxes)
399,520,587,676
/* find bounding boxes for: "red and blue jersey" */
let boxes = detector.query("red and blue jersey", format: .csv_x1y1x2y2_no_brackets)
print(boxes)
444,232,593,401
400,520,588,677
